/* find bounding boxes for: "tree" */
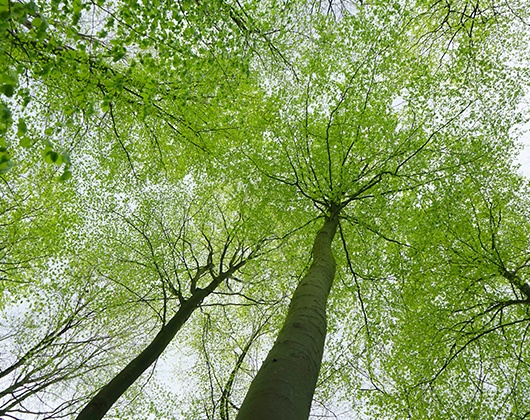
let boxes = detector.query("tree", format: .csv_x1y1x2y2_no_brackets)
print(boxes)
1,0,530,419
233,2,530,417
75,202,267,420
363,169,530,418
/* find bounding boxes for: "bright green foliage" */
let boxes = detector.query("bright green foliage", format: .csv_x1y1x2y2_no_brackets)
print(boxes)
1,0,530,419
365,172,530,419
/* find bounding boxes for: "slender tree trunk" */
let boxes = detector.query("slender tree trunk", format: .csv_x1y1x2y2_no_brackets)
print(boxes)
76,278,224,420
236,211,339,420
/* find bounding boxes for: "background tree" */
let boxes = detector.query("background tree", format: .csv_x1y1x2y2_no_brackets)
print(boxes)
75,198,269,420
361,169,530,419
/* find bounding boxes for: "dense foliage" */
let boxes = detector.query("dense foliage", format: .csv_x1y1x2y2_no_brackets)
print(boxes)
1,0,530,418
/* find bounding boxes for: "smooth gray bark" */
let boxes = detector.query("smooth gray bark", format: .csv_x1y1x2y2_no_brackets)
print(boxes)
236,211,339,420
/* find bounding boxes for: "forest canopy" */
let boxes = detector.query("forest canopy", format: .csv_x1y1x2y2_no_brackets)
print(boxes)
2,0,530,419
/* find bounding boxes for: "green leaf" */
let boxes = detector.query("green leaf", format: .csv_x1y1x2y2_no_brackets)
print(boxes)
36,21,48,40
61,151,71,165
0,101,12,134
72,0,83,13
0,144,12,173
17,119,27,135
19,136,32,148
9,3,26,20
45,150,62,165
0,7,9,22
59,170,72,181
0,84,15,97
111,46,126,62
38,64,53,77
0,159,13,173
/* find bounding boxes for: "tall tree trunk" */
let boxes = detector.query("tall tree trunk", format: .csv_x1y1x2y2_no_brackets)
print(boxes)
76,275,228,420
236,211,339,420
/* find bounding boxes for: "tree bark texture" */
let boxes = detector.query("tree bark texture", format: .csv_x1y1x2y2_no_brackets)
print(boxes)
236,213,339,420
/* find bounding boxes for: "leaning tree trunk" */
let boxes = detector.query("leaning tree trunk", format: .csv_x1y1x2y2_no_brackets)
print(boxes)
236,210,339,420
76,268,236,420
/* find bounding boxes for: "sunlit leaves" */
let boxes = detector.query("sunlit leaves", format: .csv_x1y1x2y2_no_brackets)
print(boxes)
0,0,530,418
